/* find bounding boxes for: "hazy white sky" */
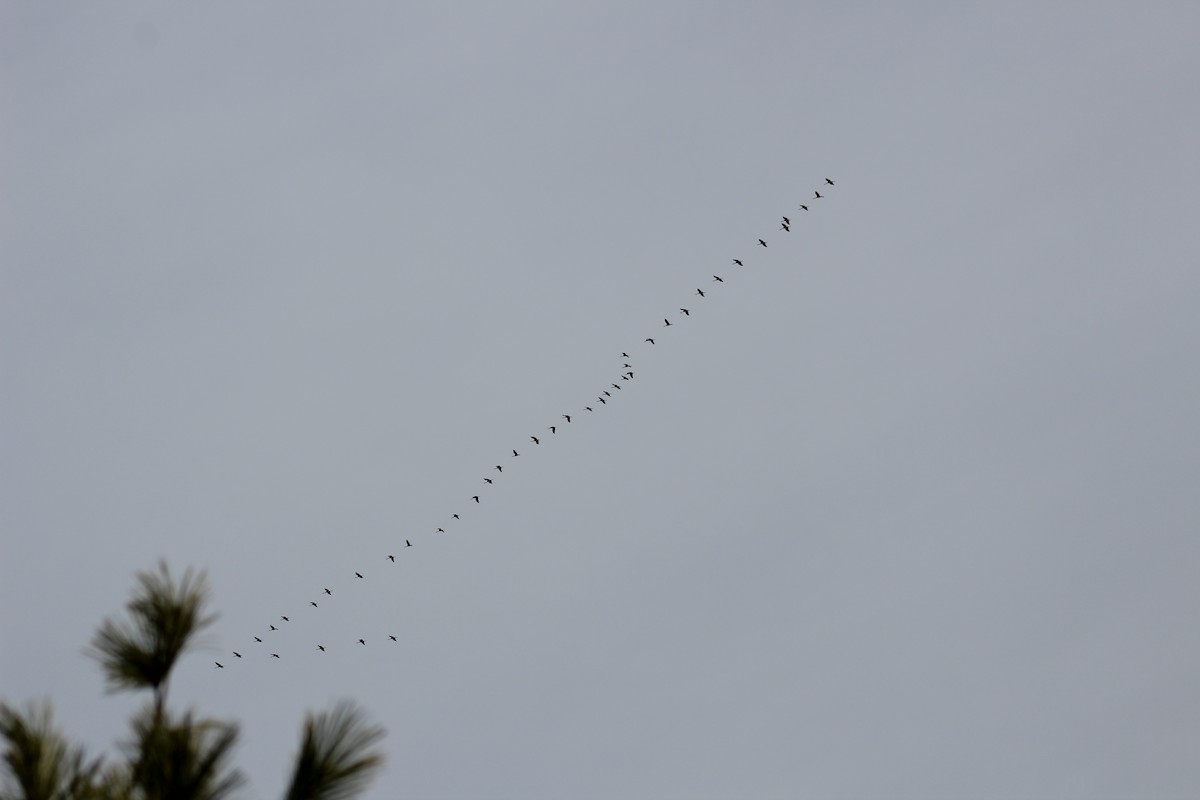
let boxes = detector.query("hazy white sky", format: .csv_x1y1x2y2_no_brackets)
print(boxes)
3,2,1199,798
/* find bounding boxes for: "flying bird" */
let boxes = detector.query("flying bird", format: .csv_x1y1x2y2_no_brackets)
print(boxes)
355,572,363,579
825,178,835,185
215,662,224,669
621,375,630,381
585,406,594,412
437,527,445,533
611,384,621,390
623,363,632,368
271,654,280,659
645,338,655,344
780,222,790,231
621,352,630,358
452,514,460,520
406,539,412,547
696,289,705,297
799,204,808,211
270,625,277,631
680,309,690,315
388,555,395,562
782,216,790,225
389,635,398,642
310,601,318,608
530,436,539,445
603,391,611,397
472,495,480,503
318,645,325,652
549,426,556,434
495,465,503,472
733,259,743,266
758,239,768,247
484,478,493,484
663,318,672,327
324,588,332,595
233,652,242,658
512,449,520,457
281,616,289,622
814,191,822,199
254,637,263,643
598,397,607,404
562,415,571,423
713,275,724,282
359,639,366,646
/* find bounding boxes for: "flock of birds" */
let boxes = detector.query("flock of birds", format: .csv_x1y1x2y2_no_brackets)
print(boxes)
215,179,837,670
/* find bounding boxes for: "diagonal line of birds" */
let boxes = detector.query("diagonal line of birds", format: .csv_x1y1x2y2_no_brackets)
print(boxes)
215,178,837,670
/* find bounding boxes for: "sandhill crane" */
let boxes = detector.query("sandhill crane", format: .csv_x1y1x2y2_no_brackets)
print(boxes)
281,616,289,622
271,653,280,659
318,645,325,652
814,191,822,199
696,289,706,297
585,406,594,412
310,601,318,608
598,397,607,404
530,436,540,445
233,652,242,658
680,308,690,315
645,338,655,344
388,555,395,562
484,477,493,484
733,259,744,266
780,222,790,231
799,204,808,211
611,384,621,390
782,216,790,225
825,178,834,185
495,465,503,472
713,276,724,282
437,527,445,533
563,414,572,423
453,514,460,520
324,588,332,595
215,662,224,668
270,625,277,631
758,239,767,247
664,318,672,327
621,352,630,358
472,495,480,503
512,449,520,457
389,635,398,642
406,539,412,547
359,639,366,646
549,426,556,434
355,572,363,579
254,637,263,643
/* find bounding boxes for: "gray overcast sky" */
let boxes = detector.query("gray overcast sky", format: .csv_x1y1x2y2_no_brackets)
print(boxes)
2,1,1198,798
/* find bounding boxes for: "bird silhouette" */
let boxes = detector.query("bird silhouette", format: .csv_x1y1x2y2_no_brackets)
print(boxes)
512,450,520,457
452,513,460,520
713,275,724,282
814,191,822,199
825,178,835,185
318,645,325,652
562,414,572,423
663,318,672,327
782,216,790,225
389,635,398,642
270,625,277,631
355,572,363,579
215,662,224,668
799,204,808,211
585,406,594,412
696,289,706,297
625,371,634,378
549,426,556,434
780,223,790,231
484,477,493,484
680,308,690,315
388,555,395,562
472,495,480,503
324,588,332,595
406,539,412,547
611,384,621,390
233,652,242,658
254,637,263,643
621,375,630,381
623,363,632,368
597,397,607,404
437,527,445,533
530,436,540,445
645,338,655,344
758,239,768,247
733,259,744,266
281,616,289,622
271,653,280,659
621,352,630,358
358,639,366,646
310,601,318,608
495,465,503,472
